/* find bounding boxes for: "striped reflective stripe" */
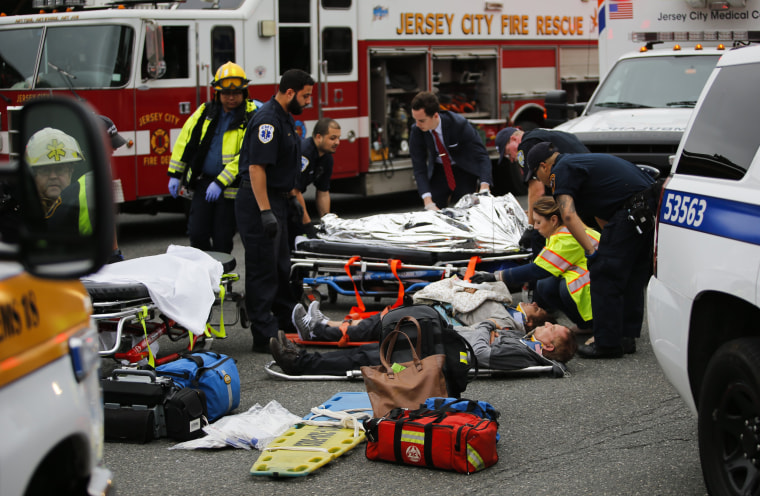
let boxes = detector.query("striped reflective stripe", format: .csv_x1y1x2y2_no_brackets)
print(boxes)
567,267,590,294
400,429,424,444
557,226,599,249
168,159,186,173
538,248,572,271
219,169,235,184
467,443,486,471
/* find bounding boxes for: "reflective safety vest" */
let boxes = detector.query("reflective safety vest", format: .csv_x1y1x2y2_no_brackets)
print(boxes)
168,99,257,199
534,226,600,322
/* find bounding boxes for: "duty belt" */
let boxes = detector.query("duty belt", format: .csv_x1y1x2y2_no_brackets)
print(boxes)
238,177,289,198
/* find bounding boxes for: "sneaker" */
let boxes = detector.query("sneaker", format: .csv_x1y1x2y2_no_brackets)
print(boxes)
277,330,302,353
291,304,312,340
269,337,303,375
308,300,329,327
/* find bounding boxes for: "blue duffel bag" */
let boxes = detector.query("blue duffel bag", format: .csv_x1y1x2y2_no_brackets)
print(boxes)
156,351,240,422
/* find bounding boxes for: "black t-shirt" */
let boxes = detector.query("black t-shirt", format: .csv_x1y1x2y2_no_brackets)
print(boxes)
238,96,300,192
551,153,654,221
297,137,333,192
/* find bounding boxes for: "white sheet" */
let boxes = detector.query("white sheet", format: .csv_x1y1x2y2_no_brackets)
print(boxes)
83,245,223,335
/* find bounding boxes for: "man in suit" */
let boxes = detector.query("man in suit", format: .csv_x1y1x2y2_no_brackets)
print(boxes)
409,91,492,210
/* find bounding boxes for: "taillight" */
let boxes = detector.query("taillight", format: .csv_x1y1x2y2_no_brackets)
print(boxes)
652,176,671,277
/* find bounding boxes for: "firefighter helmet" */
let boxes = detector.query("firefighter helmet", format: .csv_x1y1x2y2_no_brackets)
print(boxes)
25,127,85,167
211,62,250,90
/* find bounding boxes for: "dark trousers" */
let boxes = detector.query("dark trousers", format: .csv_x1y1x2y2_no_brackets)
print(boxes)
298,343,381,375
311,313,383,342
429,165,479,209
534,276,592,329
235,184,295,339
188,177,236,254
589,206,654,348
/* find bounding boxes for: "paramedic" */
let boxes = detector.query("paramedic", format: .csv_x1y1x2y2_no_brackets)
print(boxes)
269,318,575,376
291,298,549,343
526,142,657,359
167,62,258,254
290,117,340,240
409,91,492,210
493,126,589,256
470,196,598,333
236,68,314,352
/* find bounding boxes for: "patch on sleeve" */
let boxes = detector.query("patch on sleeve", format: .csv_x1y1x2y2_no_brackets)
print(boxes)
517,149,525,168
258,124,275,144
301,155,310,172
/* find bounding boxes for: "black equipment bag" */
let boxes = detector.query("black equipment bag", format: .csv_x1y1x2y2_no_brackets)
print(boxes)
164,387,208,441
379,305,477,398
101,368,172,443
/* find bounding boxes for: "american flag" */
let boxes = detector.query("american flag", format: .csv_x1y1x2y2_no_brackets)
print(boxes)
609,1,633,20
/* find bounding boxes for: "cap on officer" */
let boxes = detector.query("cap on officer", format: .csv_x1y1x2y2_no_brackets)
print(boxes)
25,127,85,167
99,115,127,150
526,141,556,178
211,61,250,91
494,127,518,168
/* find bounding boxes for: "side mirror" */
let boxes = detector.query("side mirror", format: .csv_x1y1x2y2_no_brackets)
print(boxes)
145,21,167,80
17,97,114,278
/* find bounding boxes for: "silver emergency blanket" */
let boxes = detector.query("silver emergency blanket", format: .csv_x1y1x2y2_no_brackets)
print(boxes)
317,193,528,253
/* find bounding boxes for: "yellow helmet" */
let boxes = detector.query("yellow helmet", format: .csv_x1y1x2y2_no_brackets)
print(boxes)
25,127,85,167
211,62,250,90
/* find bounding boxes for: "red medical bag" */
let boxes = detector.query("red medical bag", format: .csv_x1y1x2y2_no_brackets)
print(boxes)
363,407,498,474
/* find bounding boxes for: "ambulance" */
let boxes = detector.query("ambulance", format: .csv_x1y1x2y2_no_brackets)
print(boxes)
0,98,114,495
0,0,599,204
548,0,760,176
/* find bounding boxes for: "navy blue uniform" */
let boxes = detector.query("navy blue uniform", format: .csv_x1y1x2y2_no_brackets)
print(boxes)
409,111,492,209
297,137,333,193
236,96,301,343
550,153,655,349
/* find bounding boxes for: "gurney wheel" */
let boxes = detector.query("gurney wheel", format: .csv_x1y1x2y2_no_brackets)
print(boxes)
300,290,323,307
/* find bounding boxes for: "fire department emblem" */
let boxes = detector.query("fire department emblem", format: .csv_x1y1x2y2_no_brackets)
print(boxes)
259,124,274,144
151,128,170,155
301,155,309,172
405,445,422,463
517,149,525,168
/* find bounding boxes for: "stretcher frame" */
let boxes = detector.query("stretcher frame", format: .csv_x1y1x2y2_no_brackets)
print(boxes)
88,252,247,366
263,360,568,380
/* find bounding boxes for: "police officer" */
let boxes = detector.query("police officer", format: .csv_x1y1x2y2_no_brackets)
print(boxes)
526,142,657,358
290,117,340,240
494,127,589,256
236,68,314,352
167,61,258,254
409,91,492,210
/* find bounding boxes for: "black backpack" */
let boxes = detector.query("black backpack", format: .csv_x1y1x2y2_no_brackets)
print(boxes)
379,305,477,398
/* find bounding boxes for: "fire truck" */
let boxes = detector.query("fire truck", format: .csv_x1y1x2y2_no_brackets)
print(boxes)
547,0,760,176
0,0,599,209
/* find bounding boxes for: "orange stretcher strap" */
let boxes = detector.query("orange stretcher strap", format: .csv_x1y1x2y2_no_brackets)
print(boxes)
345,256,367,317
388,259,405,310
463,256,482,282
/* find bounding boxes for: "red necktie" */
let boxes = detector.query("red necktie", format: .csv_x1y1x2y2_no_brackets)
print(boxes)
432,131,456,191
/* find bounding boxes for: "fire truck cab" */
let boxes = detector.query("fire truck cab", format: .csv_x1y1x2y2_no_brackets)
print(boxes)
0,0,599,202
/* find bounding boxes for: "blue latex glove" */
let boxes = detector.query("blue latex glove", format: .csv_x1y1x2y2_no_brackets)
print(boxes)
206,182,223,202
168,177,181,198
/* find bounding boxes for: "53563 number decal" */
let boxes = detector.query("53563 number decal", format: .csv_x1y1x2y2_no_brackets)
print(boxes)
661,192,707,227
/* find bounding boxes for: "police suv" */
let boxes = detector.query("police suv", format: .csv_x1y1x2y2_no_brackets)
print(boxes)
0,99,114,495
647,44,760,495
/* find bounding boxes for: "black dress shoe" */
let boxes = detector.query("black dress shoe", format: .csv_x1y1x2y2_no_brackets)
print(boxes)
622,337,636,354
577,343,624,359
251,332,270,353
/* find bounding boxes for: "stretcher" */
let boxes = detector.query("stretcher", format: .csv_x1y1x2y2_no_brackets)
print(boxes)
291,193,531,306
263,360,568,380
84,250,247,366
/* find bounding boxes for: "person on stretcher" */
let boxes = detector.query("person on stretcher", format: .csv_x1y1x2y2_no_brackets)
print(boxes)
470,196,599,334
272,299,576,376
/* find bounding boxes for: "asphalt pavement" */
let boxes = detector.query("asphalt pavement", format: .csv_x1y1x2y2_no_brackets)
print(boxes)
103,191,708,496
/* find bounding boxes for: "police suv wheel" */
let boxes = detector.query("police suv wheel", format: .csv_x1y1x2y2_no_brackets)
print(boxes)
698,338,760,495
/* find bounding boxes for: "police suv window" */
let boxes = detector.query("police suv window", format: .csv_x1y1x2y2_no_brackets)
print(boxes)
677,63,760,180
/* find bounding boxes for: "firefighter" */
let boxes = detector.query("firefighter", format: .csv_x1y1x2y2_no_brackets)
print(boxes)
167,61,258,254
236,68,314,353
25,127,82,217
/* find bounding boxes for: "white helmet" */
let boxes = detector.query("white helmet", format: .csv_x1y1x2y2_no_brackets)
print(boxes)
25,127,85,167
